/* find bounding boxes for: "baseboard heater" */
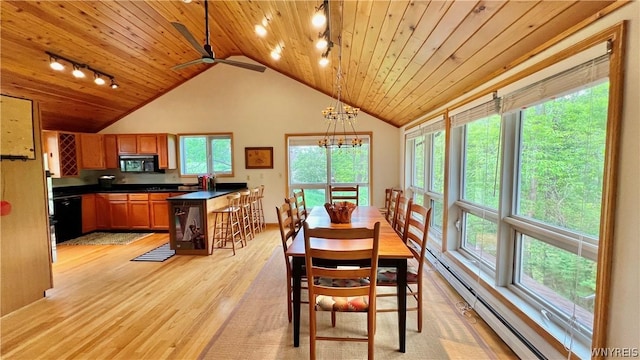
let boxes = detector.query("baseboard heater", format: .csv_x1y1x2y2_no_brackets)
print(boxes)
426,248,547,360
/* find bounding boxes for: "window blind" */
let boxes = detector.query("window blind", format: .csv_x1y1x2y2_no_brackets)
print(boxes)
502,54,609,113
450,97,501,128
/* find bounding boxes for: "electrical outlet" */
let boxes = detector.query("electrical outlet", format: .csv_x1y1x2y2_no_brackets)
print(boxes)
246,175,250,181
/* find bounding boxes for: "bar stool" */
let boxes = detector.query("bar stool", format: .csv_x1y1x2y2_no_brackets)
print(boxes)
238,189,254,241
257,185,266,230
211,193,246,255
249,187,263,234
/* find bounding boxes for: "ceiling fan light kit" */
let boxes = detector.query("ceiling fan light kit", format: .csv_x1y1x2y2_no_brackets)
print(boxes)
45,51,118,89
172,0,266,73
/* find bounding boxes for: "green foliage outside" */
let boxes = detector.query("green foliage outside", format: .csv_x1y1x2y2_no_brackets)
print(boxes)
182,136,232,175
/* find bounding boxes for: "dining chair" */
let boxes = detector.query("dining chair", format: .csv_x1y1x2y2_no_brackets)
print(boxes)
289,189,308,230
303,221,380,360
393,195,410,239
275,202,307,322
385,189,402,225
285,195,302,232
329,185,359,205
377,202,432,332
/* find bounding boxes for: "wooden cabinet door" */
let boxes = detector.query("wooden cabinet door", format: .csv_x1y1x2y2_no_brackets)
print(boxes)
150,200,169,230
42,131,61,178
95,194,111,229
137,134,157,154
79,133,105,169
117,134,137,154
109,201,129,229
157,134,168,169
81,194,97,233
103,135,118,169
129,201,150,229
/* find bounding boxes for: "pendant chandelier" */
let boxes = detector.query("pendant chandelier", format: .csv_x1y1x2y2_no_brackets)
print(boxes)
317,2,362,148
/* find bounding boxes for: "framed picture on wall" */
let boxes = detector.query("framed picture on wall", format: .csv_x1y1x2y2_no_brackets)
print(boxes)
245,147,273,169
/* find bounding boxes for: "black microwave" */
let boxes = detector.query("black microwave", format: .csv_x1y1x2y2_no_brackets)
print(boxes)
119,155,162,173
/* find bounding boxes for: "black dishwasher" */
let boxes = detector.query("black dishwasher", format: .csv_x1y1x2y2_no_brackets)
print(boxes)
53,196,82,243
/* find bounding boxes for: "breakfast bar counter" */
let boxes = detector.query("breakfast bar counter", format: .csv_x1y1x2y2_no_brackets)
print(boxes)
167,188,244,255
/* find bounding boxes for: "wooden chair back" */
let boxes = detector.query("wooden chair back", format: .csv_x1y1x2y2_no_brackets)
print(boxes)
303,221,380,360
385,189,402,224
393,195,410,239
329,185,359,205
293,188,308,224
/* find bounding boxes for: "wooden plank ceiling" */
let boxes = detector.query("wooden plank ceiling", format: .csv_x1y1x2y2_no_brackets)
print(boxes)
0,0,619,133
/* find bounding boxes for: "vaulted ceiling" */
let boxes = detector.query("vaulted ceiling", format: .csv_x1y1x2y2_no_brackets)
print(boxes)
0,0,621,133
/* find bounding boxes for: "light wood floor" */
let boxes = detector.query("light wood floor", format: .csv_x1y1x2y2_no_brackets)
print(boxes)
1,227,515,359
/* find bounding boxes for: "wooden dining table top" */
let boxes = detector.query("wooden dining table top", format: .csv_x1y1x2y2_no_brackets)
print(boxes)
287,206,413,259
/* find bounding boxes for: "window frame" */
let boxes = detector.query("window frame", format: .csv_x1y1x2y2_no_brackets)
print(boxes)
286,133,372,207
177,133,234,177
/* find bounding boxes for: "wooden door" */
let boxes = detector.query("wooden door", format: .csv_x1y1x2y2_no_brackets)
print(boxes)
81,194,97,233
103,134,118,169
150,193,170,230
157,134,168,168
109,194,129,229
129,201,150,229
117,134,137,154
79,133,105,169
137,134,157,154
95,194,111,229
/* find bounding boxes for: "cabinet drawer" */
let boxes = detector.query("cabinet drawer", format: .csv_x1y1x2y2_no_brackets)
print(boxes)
128,193,149,201
150,193,171,201
107,194,128,201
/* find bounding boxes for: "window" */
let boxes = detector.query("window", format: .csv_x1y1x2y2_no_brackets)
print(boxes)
508,77,609,339
451,102,501,270
179,134,233,176
444,49,611,354
405,117,445,239
287,135,370,207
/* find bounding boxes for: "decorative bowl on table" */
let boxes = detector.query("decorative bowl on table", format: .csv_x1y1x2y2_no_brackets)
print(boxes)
324,201,357,224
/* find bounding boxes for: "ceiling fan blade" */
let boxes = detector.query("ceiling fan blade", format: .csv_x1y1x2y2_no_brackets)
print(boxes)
214,59,266,73
172,58,207,71
171,22,210,58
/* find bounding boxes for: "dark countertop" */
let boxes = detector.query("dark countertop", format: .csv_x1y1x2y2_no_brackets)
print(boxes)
166,189,242,201
52,182,247,200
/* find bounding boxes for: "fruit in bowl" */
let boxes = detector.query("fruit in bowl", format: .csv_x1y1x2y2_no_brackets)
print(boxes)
324,201,357,223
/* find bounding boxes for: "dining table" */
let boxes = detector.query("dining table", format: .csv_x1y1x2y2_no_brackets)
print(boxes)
286,205,414,352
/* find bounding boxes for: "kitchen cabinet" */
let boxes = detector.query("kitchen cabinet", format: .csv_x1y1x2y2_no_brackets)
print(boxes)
150,193,170,230
128,193,150,229
103,135,118,169
117,134,157,155
108,194,129,229
95,194,111,229
42,131,79,178
79,133,105,169
137,135,157,154
81,194,97,233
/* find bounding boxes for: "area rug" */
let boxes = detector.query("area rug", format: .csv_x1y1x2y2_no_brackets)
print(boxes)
199,249,514,360
131,243,175,262
60,232,152,246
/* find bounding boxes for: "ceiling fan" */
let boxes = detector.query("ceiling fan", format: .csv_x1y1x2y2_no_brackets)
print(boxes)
171,0,266,72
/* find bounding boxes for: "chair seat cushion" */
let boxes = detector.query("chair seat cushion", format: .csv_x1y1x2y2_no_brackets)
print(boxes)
315,295,369,312
376,266,419,284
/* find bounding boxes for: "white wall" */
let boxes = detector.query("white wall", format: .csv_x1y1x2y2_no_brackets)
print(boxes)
402,2,639,355
102,61,401,223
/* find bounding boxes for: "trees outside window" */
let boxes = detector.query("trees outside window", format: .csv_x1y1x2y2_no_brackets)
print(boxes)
288,135,370,207
179,134,233,176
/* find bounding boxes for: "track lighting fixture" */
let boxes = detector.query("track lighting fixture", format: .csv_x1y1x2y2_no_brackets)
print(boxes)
72,65,86,78
45,51,118,89
94,73,106,85
271,44,284,60
49,55,64,71
311,0,332,67
312,1,328,28
255,24,267,37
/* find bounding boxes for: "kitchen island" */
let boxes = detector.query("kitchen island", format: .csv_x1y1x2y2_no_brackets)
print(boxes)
167,189,244,255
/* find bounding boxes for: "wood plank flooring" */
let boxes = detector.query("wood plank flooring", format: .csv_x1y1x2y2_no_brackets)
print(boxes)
1,227,516,359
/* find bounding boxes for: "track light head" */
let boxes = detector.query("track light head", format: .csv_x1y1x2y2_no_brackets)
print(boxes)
49,56,64,71
110,79,119,89
72,65,85,78
94,72,106,85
